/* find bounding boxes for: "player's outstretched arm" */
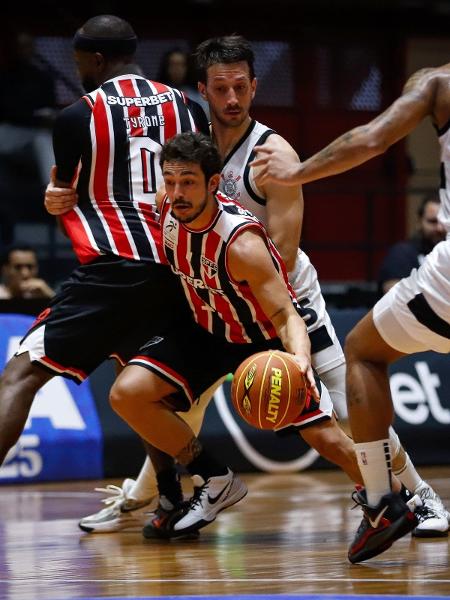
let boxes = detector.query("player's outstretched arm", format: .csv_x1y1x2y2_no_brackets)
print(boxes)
251,68,439,186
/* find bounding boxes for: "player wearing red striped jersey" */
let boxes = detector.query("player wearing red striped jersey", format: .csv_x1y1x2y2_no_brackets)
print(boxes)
108,131,320,536
0,16,207,470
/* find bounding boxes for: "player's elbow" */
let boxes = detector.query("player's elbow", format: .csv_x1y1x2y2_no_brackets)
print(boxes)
365,136,391,156
354,125,391,157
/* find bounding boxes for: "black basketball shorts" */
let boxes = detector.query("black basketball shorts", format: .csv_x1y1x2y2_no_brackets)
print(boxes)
127,320,285,411
17,255,191,382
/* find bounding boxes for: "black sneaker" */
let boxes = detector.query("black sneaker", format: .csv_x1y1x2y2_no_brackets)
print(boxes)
142,496,200,541
348,488,419,564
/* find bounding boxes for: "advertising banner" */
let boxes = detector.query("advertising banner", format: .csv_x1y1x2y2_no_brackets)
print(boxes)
1,308,448,479
0,314,103,482
205,308,450,472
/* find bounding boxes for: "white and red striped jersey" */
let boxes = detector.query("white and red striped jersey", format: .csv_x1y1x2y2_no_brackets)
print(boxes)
54,74,208,264
160,191,297,343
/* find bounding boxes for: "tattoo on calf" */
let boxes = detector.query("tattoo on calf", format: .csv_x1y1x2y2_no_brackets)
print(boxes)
176,436,203,465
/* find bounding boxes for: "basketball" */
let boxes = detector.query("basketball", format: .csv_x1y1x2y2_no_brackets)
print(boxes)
230,350,309,430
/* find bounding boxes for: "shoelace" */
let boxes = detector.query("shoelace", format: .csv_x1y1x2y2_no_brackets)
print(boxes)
415,503,440,521
93,484,126,506
350,489,366,509
187,484,206,510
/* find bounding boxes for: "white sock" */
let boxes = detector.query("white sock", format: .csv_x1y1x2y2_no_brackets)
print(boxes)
389,427,424,493
354,439,392,507
129,457,158,501
317,363,348,420
388,426,401,456
397,454,425,494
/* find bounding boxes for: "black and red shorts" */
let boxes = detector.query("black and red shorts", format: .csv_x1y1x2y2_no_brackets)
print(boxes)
17,255,190,382
127,319,285,411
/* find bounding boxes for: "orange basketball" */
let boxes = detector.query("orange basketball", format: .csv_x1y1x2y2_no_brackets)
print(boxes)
231,350,309,430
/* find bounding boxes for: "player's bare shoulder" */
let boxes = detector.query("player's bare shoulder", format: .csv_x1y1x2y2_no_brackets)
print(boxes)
264,133,298,159
227,227,267,280
404,65,450,126
430,64,450,126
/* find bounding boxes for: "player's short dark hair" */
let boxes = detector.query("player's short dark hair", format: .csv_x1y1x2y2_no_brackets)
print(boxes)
73,15,137,59
1,243,37,267
195,35,255,83
160,132,222,182
417,193,440,218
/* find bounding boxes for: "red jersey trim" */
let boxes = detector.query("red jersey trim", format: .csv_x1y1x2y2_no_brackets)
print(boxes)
129,356,195,405
38,355,87,382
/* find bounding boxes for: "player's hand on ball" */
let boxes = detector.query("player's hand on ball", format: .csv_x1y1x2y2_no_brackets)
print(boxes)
292,352,319,401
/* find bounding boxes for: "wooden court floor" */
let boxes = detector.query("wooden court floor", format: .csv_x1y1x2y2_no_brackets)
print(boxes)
0,466,449,600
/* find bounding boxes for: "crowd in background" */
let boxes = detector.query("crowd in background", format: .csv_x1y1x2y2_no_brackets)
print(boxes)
0,27,445,306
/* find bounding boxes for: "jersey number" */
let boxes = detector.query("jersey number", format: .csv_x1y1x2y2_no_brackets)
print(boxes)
129,137,162,203
297,297,318,329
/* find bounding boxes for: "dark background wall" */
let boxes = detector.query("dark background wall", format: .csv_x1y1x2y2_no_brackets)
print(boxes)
1,0,448,287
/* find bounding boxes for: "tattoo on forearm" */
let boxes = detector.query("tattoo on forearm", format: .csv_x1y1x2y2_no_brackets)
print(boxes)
176,436,203,465
316,131,354,162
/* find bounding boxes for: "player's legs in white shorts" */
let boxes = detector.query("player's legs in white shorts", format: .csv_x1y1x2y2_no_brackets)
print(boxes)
373,240,450,355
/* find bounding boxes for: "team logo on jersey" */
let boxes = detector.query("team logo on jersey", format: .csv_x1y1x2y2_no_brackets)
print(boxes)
201,256,218,278
221,171,241,200
164,219,177,249
165,220,177,233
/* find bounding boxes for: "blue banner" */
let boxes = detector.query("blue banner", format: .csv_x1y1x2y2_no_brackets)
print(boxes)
0,314,103,482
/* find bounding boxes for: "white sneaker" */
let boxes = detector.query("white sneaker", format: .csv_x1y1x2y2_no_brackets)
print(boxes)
172,469,247,535
78,478,156,533
412,483,450,538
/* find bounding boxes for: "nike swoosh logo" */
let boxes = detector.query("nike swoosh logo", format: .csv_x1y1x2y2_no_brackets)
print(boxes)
368,505,389,529
208,479,233,505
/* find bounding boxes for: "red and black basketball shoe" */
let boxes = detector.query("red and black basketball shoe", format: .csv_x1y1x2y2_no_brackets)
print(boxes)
142,496,200,541
348,487,420,563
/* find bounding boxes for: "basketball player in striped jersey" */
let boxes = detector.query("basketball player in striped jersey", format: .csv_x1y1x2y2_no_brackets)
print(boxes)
108,131,324,536
0,16,208,476
71,36,447,537
251,64,450,561
110,132,422,537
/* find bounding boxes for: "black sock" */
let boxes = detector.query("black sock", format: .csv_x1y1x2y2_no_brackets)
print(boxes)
156,467,183,507
186,448,228,481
